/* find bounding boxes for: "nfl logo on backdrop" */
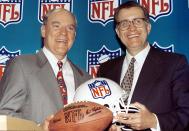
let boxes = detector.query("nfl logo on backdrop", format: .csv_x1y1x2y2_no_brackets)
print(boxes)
88,80,111,99
0,46,20,79
152,42,174,52
38,0,73,23
88,0,121,26
137,0,173,21
87,45,121,78
0,0,23,28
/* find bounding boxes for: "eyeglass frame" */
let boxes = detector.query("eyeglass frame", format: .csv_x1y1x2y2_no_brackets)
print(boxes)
116,17,149,31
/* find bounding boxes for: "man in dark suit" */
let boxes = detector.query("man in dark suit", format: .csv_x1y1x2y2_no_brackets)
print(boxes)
97,1,189,131
0,8,91,128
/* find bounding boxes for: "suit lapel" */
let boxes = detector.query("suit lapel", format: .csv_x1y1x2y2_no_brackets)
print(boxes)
68,59,84,89
131,48,163,104
112,56,125,84
35,50,63,107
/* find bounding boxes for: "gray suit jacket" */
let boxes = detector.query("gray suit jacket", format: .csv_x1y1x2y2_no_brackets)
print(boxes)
0,50,92,123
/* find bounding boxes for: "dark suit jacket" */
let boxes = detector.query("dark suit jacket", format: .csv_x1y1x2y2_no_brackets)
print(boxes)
0,50,92,123
98,47,189,131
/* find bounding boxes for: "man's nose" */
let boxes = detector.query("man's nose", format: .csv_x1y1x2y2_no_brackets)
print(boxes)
60,26,67,35
128,21,137,31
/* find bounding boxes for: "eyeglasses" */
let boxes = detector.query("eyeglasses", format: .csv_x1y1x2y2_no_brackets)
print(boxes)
117,18,147,31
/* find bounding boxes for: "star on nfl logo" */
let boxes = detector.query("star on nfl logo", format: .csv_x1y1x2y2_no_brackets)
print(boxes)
87,45,121,78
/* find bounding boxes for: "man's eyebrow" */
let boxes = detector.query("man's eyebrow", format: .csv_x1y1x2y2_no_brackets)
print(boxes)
51,21,60,25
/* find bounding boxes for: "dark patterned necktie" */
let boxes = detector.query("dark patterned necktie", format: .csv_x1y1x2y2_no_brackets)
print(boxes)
57,61,67,105
121,57,136,103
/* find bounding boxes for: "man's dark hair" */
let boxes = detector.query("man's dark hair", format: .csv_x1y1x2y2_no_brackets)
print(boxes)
114,1,150,23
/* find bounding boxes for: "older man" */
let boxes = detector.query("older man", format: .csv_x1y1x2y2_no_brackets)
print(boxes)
0,8,91,125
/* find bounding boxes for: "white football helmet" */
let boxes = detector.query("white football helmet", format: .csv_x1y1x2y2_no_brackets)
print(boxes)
74,77,130,117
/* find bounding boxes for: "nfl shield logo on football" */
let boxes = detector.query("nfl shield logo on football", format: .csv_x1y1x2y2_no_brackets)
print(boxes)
137,0,173,21
38,0,73,23
88,0,121,26
0,46,20,79
152,42,174,52
88,80,111,99
87,45,121,78
0,0,23,28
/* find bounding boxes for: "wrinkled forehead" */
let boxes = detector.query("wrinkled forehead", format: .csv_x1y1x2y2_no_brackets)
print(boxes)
51,10,75,22
44,8,77,25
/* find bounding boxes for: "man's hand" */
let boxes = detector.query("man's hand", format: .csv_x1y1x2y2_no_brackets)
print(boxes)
39,115,54,131
117,102,157,130
108,124,121,131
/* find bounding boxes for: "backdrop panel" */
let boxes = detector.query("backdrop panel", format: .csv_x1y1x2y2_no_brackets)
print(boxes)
0,0,189,79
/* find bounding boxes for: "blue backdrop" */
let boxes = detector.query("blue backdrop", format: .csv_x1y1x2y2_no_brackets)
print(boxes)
0,0,189,79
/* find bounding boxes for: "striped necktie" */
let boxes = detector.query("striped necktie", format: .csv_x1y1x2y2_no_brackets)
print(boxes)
121,57,136,103
57,61,68,105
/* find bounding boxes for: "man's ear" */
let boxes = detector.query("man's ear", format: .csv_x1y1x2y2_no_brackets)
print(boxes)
147,23,151,35
41,25,46,38
115,27,119,37
74,31,76,37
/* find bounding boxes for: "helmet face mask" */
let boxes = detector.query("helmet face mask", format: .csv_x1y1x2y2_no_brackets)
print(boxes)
74,77,139,131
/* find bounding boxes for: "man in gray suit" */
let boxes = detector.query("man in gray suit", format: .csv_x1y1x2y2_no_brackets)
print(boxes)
0,8,91,127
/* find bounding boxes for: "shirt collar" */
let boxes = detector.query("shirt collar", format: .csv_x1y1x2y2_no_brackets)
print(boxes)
42,47,68,67
126,44,150,64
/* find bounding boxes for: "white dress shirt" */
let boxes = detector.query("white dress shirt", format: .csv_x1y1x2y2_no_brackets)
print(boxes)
120,44,160,131
120,44,150,106
43,47,75,104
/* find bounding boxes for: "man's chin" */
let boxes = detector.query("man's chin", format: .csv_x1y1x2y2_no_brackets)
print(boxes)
54,51,68,59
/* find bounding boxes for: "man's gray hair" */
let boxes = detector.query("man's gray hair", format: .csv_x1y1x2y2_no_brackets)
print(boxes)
42,8,77,25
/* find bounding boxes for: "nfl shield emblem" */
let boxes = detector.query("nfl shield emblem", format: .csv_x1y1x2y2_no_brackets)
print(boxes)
88,80,111,99
87,45,121,78
88,0,121,26
0,0,23,28
0,46,20,79
38,0,73,23
137,0,173,21
152,42,174,52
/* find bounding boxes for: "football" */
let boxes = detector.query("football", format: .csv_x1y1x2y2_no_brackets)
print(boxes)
48,101,113,131
98,54,110,64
